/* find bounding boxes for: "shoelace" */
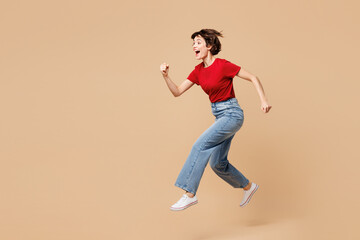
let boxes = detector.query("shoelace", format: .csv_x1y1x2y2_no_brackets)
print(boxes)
178,195,188,203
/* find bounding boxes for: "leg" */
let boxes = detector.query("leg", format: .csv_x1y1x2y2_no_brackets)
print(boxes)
174,115,242,195
209,134,259,207
209,134,250,188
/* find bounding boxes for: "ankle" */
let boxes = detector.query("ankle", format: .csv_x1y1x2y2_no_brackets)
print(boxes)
243,182,252,191
185,191,195,198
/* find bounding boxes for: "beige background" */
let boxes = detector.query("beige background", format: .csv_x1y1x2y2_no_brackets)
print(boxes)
0,0,359,239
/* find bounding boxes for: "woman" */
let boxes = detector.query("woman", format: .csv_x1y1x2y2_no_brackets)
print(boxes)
160,29,271,211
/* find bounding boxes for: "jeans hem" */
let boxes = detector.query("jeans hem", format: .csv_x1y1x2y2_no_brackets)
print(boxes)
174,183,195,195
241,179,250,189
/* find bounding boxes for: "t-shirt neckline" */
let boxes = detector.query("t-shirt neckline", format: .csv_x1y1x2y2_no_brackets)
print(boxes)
202,58,218,69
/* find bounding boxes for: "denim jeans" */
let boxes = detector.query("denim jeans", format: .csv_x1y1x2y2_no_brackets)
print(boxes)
174,97,249,195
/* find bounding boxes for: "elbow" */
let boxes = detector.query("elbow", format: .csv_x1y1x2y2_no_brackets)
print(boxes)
173,88,182,97
250,76,259,82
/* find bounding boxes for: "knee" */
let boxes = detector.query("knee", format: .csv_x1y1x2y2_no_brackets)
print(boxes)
210,160,227,172
192,140,204,151
210,159,221,171
209,159,217,169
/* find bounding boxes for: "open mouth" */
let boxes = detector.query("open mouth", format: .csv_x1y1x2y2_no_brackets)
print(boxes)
195,50,200,55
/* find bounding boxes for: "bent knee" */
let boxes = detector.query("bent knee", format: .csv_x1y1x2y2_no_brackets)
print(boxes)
210,160,228,171
209,159,222,170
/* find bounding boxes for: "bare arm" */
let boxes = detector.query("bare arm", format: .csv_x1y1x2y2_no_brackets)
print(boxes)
160,62,195,97
236,68,272,113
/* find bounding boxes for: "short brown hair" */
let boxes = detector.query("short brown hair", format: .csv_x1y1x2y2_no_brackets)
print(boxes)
191,29,224,55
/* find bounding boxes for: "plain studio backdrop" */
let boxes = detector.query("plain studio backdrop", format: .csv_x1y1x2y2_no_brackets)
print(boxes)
0,0,359,239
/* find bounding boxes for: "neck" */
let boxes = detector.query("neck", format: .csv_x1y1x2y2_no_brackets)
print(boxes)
202,55,216,68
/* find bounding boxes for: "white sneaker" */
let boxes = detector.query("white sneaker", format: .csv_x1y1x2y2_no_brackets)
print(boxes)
170,194,198,211
240,182,259,207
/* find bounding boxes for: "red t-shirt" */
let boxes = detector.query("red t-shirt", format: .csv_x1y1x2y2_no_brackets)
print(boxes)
187,58,241,103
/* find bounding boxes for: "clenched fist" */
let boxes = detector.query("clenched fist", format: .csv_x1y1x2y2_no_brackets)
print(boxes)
160,63,169,77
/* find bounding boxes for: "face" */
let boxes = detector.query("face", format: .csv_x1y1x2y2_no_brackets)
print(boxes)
192,35,212,60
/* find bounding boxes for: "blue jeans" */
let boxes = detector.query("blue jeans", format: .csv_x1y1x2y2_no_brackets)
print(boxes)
174,97,249,195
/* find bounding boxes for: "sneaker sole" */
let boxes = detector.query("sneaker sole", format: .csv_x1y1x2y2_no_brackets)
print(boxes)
240,184,259,207
170,200,198,211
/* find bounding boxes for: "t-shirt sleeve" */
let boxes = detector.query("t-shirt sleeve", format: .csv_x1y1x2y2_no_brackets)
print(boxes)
223,60,241,79
187,67,199,85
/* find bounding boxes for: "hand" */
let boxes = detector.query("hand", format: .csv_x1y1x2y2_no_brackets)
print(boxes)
261,101,272,113
160,62,169,77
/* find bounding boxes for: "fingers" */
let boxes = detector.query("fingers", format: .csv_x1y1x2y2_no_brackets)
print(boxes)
261,105,271,113
160,63,169,74
262,105,272,113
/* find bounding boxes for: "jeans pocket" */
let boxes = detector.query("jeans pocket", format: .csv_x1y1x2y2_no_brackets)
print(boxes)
229,109,244,121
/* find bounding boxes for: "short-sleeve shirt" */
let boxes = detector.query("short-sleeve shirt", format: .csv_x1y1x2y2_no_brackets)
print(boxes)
187,58,241,103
